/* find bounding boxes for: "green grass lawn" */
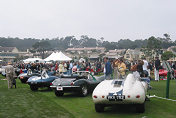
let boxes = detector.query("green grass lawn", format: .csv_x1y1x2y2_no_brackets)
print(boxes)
1,75,176,118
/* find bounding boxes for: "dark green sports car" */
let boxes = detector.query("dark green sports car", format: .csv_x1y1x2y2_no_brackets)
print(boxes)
50,71,105,97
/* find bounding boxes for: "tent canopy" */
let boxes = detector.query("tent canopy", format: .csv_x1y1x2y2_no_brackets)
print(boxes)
44,51,72,61
44,52,56,61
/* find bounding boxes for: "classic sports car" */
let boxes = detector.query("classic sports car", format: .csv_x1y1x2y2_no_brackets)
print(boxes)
1,66,7,76
18,70,41,83
159,69,176,80
50,71,105,97
92,73,149,113
15,68,27,76
27,70,57,91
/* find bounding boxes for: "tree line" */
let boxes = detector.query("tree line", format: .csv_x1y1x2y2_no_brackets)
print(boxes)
0,34,175,52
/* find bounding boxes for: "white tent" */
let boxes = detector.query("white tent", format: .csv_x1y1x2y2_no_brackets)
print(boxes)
44,52,56,61
44,51,72,61
23,58,43,63
0,60,2,62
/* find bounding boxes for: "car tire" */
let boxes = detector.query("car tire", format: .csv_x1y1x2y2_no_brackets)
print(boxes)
30,85,38,91
136,103,145,113
95,104,104,112
80,84,88,97
55,90,64,97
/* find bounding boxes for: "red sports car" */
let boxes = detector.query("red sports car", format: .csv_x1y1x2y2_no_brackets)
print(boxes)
159,69,176,80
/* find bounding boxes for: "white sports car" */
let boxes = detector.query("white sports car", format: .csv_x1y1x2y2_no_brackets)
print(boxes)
92,73,149,113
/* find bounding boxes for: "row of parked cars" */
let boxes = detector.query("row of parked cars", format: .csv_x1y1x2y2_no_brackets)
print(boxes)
1,66,150,113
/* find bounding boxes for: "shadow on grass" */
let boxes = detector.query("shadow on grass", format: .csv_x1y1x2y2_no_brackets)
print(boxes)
56,92,93,98
38,88,53,92
103,105,138,114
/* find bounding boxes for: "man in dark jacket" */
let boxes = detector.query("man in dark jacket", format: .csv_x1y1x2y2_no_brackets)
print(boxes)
104,57,112,80
154,57,160,81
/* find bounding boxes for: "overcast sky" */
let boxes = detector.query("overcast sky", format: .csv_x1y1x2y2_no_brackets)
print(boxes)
0,0,176,41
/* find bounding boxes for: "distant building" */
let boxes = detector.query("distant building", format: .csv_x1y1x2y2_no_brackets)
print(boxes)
167,46,176,52
0,47,19,53
108,49,126,55
65,47,106,59
105,49,126,59
0,47,32,62
66,47,105,54
124,49,145,61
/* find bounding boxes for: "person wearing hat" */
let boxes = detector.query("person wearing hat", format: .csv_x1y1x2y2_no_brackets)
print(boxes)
5,62,15,89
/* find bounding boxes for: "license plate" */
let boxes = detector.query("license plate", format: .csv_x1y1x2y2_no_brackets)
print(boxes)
57,86,63,91
107,95,125,101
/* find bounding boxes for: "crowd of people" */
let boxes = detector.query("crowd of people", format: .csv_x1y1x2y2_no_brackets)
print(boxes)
104,56,161,81
15,61,103,75
1,56,166,89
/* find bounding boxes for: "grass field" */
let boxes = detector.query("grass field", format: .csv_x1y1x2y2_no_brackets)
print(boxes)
1,74,176,118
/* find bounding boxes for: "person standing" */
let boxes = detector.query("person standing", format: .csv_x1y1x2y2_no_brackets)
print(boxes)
113,58,119,79
5,62,15,89
154,57,161,81
96,61,102,74
69,61,73,75
142,57,149,77
118,58,126,79
148,61,153,78
104,57,112,80
59,62,63,74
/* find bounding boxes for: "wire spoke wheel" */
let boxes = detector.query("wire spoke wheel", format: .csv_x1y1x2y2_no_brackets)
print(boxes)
80,85,88,97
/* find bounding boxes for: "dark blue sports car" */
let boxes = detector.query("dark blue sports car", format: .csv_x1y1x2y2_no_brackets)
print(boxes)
27,71,58,91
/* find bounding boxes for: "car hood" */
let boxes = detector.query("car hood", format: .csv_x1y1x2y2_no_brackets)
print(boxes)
18,73,27,77
28,76,41,82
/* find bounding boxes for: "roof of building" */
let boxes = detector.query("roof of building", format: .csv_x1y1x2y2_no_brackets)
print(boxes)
0,47,17,52
66,47,105,51
109,49,126,53
126,49,141,55
89,55,99,59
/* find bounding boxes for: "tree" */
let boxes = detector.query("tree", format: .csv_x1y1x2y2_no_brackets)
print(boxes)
32,41,51,59
163,33,171,41
161,51,174,61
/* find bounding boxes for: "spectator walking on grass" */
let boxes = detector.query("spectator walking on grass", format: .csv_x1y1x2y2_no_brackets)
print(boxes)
5,62,15,89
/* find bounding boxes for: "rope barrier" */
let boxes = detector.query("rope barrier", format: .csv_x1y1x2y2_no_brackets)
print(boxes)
149,95,176,102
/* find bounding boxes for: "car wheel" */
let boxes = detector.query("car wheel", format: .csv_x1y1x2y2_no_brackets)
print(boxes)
136,103,145,113
55,90,64,97
95,104,104,112
20,79,26,83
80,84,88,97
30,85,38,91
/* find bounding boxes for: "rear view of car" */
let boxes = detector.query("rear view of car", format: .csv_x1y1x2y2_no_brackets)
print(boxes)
50,71,105,97
92,74,147,113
